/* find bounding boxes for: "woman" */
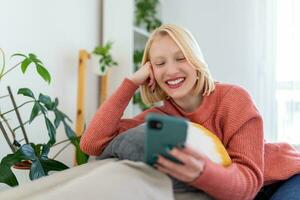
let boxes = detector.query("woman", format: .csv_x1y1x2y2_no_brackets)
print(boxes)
80,24,300,200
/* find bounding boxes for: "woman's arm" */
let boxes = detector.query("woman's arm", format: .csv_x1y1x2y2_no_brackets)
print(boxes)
191,86,264,200
80,62,158,156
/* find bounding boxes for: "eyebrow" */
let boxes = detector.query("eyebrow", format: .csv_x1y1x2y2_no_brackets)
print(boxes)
151,50,184,60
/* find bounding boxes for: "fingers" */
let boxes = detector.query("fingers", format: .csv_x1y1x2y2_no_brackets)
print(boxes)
147,62,156,91
156,150,205,182
181,145,205,160
156,155,184,177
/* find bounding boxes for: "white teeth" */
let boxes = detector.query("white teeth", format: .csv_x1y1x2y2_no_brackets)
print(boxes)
166,78,184,85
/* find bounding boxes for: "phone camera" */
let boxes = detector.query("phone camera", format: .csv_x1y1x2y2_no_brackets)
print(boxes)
149,120,163,130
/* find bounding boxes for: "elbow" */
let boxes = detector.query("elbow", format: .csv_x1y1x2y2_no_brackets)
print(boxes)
79,136,99,156
245,169,264,200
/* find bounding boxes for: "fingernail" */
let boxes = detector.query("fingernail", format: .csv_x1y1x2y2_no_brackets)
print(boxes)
177,144,185,149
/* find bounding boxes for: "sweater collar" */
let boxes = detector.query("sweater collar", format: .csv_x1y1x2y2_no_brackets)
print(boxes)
167,84,218,123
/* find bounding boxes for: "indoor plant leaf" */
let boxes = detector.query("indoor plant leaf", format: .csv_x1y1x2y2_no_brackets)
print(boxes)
29,102,41,123
17,88,35,99
29,53,43,64
45,117,56,145
20,144,37,160
11,53,26,58
40,159,69,173
20,58,32,73
40,144,50,160
38,93,52,110
29,159,45,180
1,151,25,168
36,64,51,84
54,111,63,128
63,122,77,141
0,163,18,186
75,142,89,165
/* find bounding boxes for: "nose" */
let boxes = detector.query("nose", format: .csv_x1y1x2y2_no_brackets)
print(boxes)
164,60,180,76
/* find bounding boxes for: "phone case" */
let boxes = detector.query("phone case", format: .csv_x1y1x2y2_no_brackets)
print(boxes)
144,113,188,166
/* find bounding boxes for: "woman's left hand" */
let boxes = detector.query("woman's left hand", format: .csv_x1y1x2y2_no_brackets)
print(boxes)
155,146,206,183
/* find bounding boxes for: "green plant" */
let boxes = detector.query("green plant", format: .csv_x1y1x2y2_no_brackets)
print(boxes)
0,49,89,187
92,41,118,74
135,0,162,32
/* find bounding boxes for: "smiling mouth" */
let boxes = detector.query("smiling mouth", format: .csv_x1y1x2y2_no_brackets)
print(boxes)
165,77,185,88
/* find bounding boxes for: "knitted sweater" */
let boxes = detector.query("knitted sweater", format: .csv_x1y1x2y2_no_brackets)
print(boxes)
80,79,300,200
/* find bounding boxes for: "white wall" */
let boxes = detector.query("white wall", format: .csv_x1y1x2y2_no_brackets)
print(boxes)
103,0,134,118
162,0,275,140
0,0,100,166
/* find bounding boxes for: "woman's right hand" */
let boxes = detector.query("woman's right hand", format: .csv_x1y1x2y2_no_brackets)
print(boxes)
129,61,156,92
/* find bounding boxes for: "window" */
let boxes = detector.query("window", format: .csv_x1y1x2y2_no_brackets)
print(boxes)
275,0,300,144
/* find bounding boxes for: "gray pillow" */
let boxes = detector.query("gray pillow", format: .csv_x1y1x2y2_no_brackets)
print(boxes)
97,123,198,192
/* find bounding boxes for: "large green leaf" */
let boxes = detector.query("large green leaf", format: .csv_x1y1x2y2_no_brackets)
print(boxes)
1,151,25,168
17,88,35,99
11,53,26,58
75,144,89,165
40,159,69,173
44,117,56,145
38,93,52,110
29,102,40,123
29,53,43,64
29,159,45,180
40,144,50,160
0,163,18,186
20,144,36,160
58,109,72,122
63,122,76,141
20,58,32,73
54,111,63,128
36,64,51,84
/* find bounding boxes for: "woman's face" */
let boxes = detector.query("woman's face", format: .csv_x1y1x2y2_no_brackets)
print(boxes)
149,35,198,101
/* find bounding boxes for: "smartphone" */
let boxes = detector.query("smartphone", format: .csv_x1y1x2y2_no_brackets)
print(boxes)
144,113,188,166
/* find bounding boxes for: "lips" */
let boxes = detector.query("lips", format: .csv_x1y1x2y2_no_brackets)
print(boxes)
165,77,185,89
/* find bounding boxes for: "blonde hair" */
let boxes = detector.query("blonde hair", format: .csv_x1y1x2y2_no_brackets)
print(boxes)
140,24,215,105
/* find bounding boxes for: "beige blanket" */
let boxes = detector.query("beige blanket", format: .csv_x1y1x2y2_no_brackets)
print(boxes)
0,159,212,200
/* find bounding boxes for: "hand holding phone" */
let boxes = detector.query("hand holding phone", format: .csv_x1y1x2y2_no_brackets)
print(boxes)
144,113,187,166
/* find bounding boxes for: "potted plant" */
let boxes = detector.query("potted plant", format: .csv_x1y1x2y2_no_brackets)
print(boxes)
0,48,89,187
90,41,118,76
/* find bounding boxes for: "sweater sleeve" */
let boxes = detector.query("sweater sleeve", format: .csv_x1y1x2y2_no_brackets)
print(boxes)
80,78,164,156
190,86,264,200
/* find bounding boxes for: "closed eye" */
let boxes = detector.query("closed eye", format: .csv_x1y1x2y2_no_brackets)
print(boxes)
176,57,186,62
156,62,165,66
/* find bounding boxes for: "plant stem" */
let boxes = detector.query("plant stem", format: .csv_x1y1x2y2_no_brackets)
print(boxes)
52,142,72,160
0,121,15,153
7,86,29,144
1,100,34,116
51,138,71,147
0,95,9,99
0,61,22,79
0,48,5,77
12,112,43,132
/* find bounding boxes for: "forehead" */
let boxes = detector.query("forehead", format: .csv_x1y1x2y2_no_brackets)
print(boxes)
149,35,183,59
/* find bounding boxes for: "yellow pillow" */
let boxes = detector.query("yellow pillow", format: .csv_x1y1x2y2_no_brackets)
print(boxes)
185,122,232,167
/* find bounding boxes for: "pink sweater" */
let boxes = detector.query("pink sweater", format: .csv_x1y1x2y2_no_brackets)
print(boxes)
80,79,300,200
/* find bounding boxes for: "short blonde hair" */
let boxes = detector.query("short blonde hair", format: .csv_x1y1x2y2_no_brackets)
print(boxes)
140,24,215,105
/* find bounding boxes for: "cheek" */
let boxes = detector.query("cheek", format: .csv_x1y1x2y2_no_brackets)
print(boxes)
153,68,162,81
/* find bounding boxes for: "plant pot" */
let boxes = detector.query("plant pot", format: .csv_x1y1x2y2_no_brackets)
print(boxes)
11,160,31,185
